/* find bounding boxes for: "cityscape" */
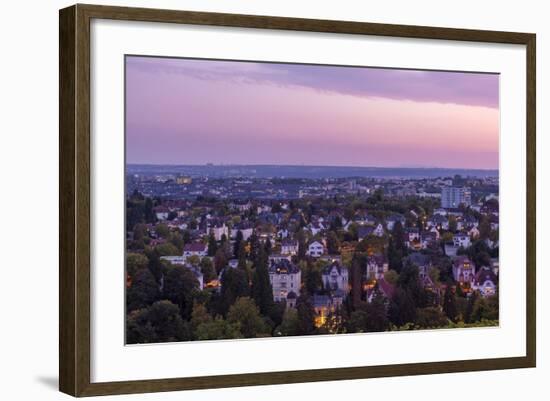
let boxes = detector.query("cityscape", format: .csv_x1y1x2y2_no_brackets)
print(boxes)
125,56,499,344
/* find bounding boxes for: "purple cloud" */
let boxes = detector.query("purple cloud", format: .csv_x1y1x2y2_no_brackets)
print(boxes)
126,56,499,108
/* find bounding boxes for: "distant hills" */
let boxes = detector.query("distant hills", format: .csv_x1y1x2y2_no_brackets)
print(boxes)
127,164,498,179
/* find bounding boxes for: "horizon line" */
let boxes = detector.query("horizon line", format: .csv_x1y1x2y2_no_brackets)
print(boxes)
126,162,499,172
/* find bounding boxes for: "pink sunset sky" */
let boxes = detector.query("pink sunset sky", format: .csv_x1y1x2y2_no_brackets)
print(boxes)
125,56,499,170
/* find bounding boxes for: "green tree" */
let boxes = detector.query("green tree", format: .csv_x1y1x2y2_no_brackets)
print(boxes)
170,231,185,253
415,307,449,328
388,288,416,326
207,232,217,256
442,286,458,322
238,241,247,268
428,266,440,285
126,253,149,278
347,307,369,333
233,230,244,258
214,248,228,274
302,260,322,296
133,223,147,241
479,216,492,240
397,261,427,308
296,293,316,335
251,249,274,315
326,231,340,255
126,300,191,344
248,233,261,264
347,293,389,333
465,290,479,323
195,316,242,340
186,254,201,266
200,257,217,283
181,229,191,244
155,242,179,256
388,222,406,272
127,268,159,311
384,269,399,286
471,294,499,321
190,302,212,332
227,297,270,338
163,266,199,319
155,223,170,239
264,238,272,255
366,292,390,332
219,266,250,315
274,308,300,336
448,216,458,233
296,230,307,261
144,197,155,223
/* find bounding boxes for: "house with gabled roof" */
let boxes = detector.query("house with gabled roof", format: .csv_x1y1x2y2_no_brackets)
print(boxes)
386,214,405,230
268,259,301,307
453,233,471,249
281,238,299,255
421,231,438,249
183,242,208,260
357,225,374,241
306,240,325,257
322,262,349,294
472,267,498,297
367,278,395,303
452,256,476,285
366,254,389,280
404,252,432,279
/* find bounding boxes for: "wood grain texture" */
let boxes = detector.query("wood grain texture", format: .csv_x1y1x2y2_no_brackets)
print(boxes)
59,5,76,396
59,3,537,397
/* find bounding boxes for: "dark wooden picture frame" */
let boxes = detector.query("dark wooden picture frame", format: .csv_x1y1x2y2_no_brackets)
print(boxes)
59,3,536,397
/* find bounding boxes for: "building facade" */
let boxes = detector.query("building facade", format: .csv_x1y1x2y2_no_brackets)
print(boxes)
322,262,349,294
268,259,301,307
441,186,472,209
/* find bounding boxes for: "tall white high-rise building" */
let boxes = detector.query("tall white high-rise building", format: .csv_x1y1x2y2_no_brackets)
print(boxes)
441,186,471,209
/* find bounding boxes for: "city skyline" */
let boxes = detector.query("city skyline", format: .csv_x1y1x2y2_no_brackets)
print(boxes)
127,162,499,171
126,56,499,169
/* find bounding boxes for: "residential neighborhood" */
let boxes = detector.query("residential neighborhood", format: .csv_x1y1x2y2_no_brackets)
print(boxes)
125,168,499,343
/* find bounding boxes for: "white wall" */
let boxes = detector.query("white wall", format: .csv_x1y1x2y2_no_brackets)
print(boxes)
0,0,546,399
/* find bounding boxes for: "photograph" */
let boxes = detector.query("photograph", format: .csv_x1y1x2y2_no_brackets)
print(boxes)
124,55,500,344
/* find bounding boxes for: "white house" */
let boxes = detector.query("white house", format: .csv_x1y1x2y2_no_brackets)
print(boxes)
386,214,405,230
472,267,498,297
281,239,299,255
268,254,292,264
160,255,185,265
365,255,388,280
231,201,252,212
277,228,290,239
182,243,208,261
452,256,476,284
308,222,325,236
322,263,349,294
230,226,254,241
306,241,325,257
453,233,471,248
210,223,229,241
373,223,385,237
268,259,301,308
154,206,170,221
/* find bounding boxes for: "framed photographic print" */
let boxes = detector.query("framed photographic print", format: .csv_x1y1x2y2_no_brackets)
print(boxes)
59,4,536,397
